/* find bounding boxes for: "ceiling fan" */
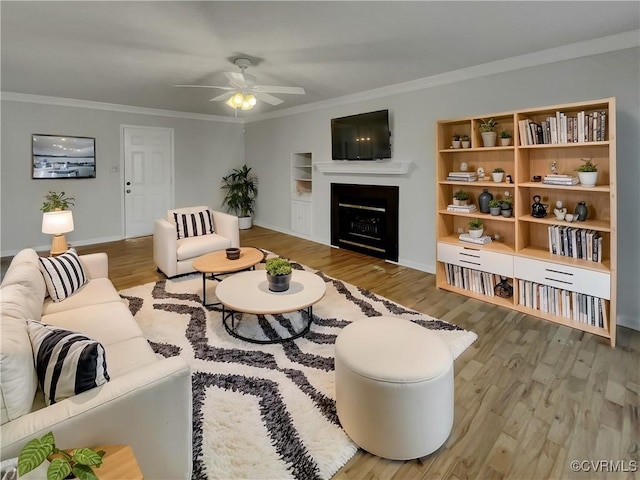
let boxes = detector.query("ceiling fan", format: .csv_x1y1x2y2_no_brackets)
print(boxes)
175,57,305,111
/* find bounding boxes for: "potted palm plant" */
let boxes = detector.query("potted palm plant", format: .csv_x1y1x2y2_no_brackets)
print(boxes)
221,165,258,229
479,118,498,147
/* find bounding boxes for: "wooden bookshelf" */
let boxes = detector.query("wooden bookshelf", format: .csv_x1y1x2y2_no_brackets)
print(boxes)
435,98,617,346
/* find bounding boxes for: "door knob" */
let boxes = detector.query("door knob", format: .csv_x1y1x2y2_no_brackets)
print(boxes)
126,181,131,186
126,189,131,193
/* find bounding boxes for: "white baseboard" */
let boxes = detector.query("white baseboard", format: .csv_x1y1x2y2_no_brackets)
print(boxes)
618,313,640,332
1,235,123,258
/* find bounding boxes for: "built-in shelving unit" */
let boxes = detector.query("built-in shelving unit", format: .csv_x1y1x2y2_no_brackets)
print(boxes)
435,98,617,346
291,152,313,236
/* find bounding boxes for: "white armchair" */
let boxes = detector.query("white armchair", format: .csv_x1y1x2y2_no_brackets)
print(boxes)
153,206,240,278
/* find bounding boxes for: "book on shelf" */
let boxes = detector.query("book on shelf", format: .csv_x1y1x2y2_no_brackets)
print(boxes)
447,204,477,212
446,175,477,182
543,174,579,185
448,172,476,177
518,109,607,146
459,233,492,245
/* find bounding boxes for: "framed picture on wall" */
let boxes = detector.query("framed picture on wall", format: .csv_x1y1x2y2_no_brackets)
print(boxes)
32,134,96,179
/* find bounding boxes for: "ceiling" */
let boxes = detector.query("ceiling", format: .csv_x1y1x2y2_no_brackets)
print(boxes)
2,1,639,118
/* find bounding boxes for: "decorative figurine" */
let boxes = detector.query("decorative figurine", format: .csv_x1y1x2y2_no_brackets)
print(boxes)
575,201,588,221
554,200,567,220
506,174,513,184
494,277,513,298
460,162,468,172
477,167,485,180
551,160,558,174
531,194,548,218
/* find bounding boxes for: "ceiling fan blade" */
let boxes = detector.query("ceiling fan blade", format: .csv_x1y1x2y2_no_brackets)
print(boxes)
209,91,234,102
174,84,234,90
254,92,284,106
253,85,305,95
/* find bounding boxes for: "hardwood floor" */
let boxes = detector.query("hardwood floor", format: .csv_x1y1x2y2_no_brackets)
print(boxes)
10,227,639,479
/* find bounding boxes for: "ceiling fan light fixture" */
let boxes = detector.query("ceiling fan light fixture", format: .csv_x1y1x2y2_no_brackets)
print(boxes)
241,94,257,110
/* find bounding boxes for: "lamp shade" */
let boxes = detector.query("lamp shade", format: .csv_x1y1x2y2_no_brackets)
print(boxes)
42,210,74,234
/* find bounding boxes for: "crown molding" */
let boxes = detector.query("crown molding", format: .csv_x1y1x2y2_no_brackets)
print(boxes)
0,92,242,123
244,29,640,123
2,30,637,125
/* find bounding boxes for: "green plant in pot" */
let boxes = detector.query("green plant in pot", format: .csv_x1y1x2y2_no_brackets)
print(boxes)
500,197,513,217
265,257,293,292
575,158,598,187
479,118,498,147
453,189,470,206
18,431,105,480
460,134,471,148
221,164,258,229
451,134,461,149
488,199,502,216
41,191,75,212
491,167,505,183
468,218,484,238
499,130,512,146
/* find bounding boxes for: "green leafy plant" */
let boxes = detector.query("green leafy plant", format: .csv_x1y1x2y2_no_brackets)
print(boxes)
488,199,502,208
265,257,292,276
40,191,75,212
221,165,258,218
460,134,470,142
468,218,483,230
500,198,513,209
479,118,498,132
575,158,598,172
500,130,511,138
452,134,460,141
18,431,105,480
453,189,470,201
492,167,505,173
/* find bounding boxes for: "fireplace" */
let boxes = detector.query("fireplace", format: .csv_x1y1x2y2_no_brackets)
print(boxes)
331,183,399,261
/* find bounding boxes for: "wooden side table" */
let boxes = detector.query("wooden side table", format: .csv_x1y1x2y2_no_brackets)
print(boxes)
92,444,143,479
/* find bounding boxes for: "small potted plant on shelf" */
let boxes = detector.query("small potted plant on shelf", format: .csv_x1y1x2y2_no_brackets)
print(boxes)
460,134,471,148
17,431,105,480
491,167,505,183
451,134,461,149
500,197,513,218
488,199,502,216
499,130,512,146
265,257,293,292
453,189,470,206
40,191,75,212
575,158,598,187
468,218,484,238
479,118,498,147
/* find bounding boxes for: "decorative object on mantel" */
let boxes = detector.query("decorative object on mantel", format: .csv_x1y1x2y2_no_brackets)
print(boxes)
118,251,477,480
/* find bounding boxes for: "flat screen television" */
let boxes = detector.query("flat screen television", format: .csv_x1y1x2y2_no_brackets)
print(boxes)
331,110,391,160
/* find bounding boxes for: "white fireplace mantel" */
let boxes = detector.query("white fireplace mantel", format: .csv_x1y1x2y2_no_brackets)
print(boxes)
314,160,411,175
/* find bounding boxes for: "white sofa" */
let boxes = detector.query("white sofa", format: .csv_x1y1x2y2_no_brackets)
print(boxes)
154,206,240,278
0,249,192,479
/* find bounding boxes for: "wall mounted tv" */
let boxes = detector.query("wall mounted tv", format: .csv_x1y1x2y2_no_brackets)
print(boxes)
331,109,391,160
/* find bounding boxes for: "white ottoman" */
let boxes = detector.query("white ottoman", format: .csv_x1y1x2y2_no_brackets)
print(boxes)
335,316,454,460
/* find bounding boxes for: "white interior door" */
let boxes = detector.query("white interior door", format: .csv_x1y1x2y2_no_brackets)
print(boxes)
122,126,174,238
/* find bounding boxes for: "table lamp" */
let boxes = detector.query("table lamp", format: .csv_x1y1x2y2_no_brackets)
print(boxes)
42,210,74,255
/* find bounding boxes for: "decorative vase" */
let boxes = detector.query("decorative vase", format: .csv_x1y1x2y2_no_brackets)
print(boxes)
478,189,493,213
469,228,483,239
267,272,291,292
577,171,598,187
481,132,497,147
490,206,502,216
492,172,504,183
574,201,588,221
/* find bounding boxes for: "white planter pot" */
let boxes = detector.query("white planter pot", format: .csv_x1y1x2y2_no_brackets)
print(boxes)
500,137,512,146
238,216,253,230
461,140,471,148
451,140,461,149
481,132,497,147
469,228,483,239
492,172,504,183
577,171,598,187
453,198,468,206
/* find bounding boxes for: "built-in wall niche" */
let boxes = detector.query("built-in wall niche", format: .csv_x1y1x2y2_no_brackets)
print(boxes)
291,152,313,199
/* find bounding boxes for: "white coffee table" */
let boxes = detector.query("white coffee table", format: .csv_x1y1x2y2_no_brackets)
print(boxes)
215,269,326,344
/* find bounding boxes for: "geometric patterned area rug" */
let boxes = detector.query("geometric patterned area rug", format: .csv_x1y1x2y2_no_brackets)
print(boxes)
118,250,477,480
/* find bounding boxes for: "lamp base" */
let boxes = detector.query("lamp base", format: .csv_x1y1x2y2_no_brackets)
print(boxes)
50,234,69,256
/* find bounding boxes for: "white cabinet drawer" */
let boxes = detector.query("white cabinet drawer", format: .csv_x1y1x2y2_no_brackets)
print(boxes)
514,257,610,299
437,242,513,277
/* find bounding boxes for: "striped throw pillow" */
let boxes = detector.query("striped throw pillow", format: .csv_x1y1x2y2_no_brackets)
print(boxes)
27,321,110,406
173,209,214,239
38,248,88,302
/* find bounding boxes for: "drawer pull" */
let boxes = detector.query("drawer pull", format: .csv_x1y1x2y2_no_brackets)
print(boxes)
460,252,481,259
461,260,482,266
545,268,573,277
462,247,480,252
544,276,574,285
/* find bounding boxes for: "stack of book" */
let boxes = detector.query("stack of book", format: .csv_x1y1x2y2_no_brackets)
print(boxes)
447,204,477,213
543,174,579,185
459,233,492,245
447,172,477,182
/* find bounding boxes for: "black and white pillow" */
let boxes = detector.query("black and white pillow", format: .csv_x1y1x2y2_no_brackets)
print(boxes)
173,209,214,239
38,248,88,302
27,321,110,406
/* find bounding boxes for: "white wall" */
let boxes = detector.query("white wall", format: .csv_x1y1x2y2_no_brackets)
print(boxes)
0,101,244,253
244,48,640,332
